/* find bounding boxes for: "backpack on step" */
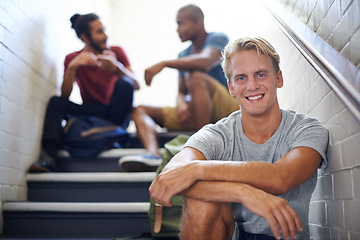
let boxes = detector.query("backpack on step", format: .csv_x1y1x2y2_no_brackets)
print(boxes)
62,115,129,158
148,134,190,239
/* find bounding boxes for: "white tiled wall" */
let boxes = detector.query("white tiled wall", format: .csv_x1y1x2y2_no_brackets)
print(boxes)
277,0,360,239
0,0,112,234
280,0,360,68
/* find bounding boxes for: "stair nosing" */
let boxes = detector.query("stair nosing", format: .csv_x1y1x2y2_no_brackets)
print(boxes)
27,172,156,182
3,202,150,213
57,148,164,158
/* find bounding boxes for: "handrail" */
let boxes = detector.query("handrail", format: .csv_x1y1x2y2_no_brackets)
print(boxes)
261,0,360,123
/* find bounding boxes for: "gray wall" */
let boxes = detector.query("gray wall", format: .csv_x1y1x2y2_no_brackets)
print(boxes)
277,0,360,239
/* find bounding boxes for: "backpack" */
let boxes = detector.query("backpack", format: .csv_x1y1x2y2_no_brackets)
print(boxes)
148,134,190,239
62,116,129,158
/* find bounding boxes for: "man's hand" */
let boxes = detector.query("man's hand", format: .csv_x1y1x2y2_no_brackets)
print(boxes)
144,61,167,86
176,101,195,128
239,184,303,240
97,50,119,73
68,51,100,70
149,161,198,207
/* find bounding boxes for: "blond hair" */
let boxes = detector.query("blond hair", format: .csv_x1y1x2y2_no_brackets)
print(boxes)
222,37,280,82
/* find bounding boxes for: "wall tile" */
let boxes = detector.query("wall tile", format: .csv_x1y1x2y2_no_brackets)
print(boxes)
340,0,353,13
349,231,360,240
344,199,360,231
325,142,343,174
339,230,350,240
340,133,360,169
353,167,360,199
309,201,327,225
327,200,345,228
330,227,340,240
317,0,342,40
310,224,332,240
348,28,360,66
333,169,353,200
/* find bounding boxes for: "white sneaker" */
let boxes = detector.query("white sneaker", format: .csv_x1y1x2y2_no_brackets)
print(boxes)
119,153,162,172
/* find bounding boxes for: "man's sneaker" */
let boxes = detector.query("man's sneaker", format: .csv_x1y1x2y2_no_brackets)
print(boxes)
28,161,56,173
119,153,162,172
28,151,58,173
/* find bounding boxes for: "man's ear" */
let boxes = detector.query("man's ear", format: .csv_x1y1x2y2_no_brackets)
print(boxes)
228,80,235,96
276,70,284,88
80,33,88,44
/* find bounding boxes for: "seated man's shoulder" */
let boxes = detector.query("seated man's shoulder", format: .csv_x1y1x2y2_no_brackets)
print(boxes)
283,109,327,132
65,50,82,63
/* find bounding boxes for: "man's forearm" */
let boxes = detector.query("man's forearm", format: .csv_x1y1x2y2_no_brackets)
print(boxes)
196,160,287,195
61,68,77,98
165,54,214,72
179,180,244,203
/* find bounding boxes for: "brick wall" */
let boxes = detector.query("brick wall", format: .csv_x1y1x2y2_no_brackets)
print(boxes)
0,0,112,234
279,0,360,68
276,0,360,239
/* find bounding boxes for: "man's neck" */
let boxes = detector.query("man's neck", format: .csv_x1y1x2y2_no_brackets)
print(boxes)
241,106,282,144
192,30,208,53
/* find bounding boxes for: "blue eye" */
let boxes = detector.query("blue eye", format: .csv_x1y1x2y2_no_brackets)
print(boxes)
239,76,245,81
258,73,265,78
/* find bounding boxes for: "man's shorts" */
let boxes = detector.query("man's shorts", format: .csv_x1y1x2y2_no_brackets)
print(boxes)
162,80,239,131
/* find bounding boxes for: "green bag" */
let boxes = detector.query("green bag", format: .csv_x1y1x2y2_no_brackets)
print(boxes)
148,134,190,238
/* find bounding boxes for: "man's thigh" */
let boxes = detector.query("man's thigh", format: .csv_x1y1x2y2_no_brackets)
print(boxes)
211,80,239,122
162,107,194,131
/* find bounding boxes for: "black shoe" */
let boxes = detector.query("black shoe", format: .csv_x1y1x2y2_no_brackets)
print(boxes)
28,161,52,173
28,151,58,173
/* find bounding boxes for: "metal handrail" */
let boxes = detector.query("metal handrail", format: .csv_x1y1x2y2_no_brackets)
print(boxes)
262,0,360,122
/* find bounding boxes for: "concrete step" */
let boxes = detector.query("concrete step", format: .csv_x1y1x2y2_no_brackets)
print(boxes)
3,202,151,238
27,172,156,202
55,148,148,172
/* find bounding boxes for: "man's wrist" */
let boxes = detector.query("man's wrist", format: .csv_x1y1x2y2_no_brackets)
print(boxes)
192,160,205,181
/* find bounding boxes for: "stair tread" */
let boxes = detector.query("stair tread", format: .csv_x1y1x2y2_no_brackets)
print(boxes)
4,201,150,212
27,172,156,182
57,148,149,158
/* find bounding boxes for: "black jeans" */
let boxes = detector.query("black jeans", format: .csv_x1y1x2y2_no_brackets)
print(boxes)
41,76,134,156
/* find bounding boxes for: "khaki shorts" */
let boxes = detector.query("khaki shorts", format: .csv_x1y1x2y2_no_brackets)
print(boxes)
162,80,239,131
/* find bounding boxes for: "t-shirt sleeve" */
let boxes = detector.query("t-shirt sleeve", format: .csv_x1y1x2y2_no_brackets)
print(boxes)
184,124,226,160
111,46,130,67
204,32,229,51
290,117,329,168
64,52,76,75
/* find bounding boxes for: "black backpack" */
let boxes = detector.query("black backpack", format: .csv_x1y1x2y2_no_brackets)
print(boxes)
62,116,129,158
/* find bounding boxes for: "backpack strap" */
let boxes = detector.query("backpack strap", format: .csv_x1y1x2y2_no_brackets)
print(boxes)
81,125,119,137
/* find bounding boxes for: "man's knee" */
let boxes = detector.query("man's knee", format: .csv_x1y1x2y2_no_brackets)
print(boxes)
131,105,164,126
116,77,134,97
182,197,234,238
185,71,216,96
186,71,208,88
183,197,233,222
48,96,67,107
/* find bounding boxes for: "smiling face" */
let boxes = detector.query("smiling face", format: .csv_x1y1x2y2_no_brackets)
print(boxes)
227,49,283,118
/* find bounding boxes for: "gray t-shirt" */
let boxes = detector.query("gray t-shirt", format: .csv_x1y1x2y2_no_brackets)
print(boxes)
184,109,329,239
178,32,229,88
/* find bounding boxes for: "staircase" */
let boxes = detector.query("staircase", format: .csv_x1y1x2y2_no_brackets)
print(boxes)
2,132,181,239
